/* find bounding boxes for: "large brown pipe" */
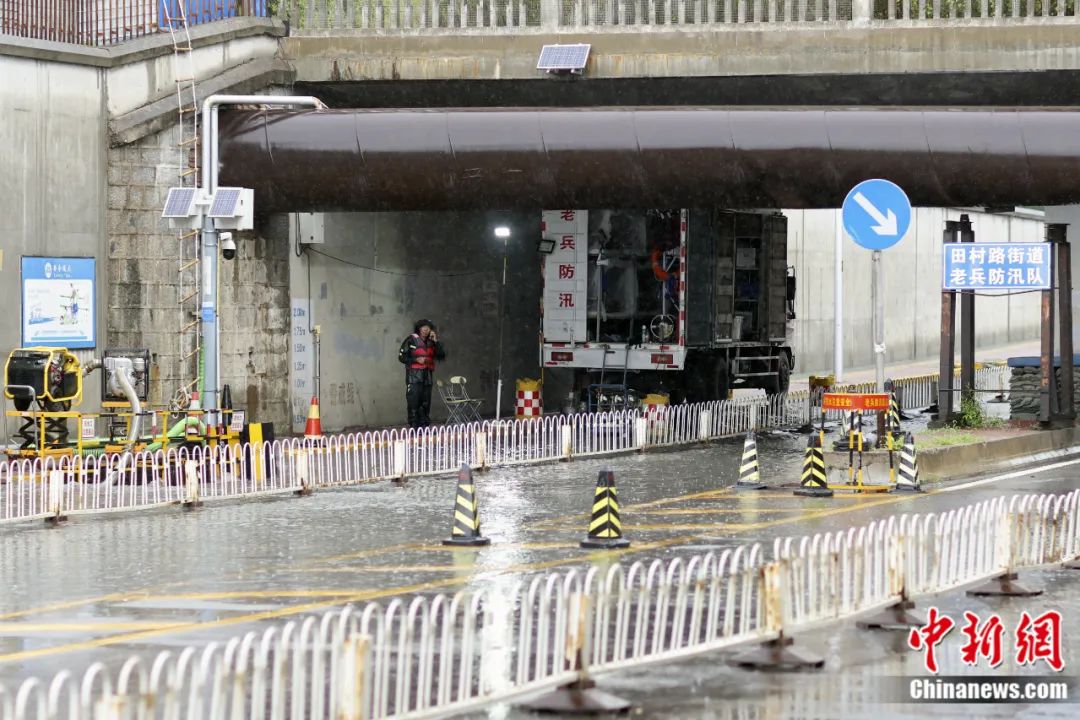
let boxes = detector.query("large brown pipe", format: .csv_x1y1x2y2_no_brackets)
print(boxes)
217,107,1080,211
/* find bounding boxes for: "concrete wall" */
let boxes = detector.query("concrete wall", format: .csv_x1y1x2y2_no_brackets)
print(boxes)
0,53,106,444
289,212,542,431
786,208,1045,378
1,23,293,432
106,122,292,425
285,24,1080,82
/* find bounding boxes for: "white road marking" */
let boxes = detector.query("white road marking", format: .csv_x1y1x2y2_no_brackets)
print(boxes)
936,457,1080,493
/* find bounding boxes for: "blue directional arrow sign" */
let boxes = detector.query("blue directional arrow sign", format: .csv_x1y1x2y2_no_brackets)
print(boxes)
841,179,912,251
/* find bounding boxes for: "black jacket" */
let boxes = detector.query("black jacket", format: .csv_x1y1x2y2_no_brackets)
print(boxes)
398,334,446,385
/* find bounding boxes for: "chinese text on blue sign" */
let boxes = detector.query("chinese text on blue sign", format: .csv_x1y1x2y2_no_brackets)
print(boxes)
21,256,96,349
942,243,1051,291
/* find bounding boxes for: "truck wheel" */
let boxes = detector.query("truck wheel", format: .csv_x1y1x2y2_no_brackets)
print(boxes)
777,353,791,394
711,358,731,402
763,354,791,395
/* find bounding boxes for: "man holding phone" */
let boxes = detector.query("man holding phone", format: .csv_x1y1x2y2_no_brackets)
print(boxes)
398,319,446,429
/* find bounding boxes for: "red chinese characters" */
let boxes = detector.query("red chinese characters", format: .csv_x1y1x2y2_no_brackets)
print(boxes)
558,293,575,308
959,611,1004,669
908,607,955,674
560,210,576,221
909,608,1065,674
558,264,576,280
560,235,576,250
1016,611,1064,672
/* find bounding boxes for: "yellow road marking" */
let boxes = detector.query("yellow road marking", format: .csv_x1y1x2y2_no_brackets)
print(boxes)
531,487,738,529
0,622,174,633
291,565,472,574
623,523,762,532
746,491,889,501
634,507,809,516
294,541,426,566
0,535,695,665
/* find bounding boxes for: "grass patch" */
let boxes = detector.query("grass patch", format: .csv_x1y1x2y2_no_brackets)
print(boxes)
918,429,980,448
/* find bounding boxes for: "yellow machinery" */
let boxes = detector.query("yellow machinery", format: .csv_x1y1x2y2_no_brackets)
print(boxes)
4,347,83,456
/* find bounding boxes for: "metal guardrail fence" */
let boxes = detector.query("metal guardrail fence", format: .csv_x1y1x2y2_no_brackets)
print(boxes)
1,487,1074,719
274,0,1074,30
0,0,268,47
0,365,1009,527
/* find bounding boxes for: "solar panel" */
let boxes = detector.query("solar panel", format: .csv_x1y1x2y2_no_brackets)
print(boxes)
537,44,591,72
161,187,197,218
209,187,242,218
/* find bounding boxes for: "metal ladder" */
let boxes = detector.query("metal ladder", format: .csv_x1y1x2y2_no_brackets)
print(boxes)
161,1,201,409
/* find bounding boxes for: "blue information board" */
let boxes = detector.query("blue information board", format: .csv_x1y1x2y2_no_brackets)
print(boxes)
21,256,97,349
942,242,1051,291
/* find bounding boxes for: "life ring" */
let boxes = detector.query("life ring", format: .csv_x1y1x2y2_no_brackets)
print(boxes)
651,247,678,282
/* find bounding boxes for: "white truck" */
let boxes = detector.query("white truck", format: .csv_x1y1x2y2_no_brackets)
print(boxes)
540,208,795,409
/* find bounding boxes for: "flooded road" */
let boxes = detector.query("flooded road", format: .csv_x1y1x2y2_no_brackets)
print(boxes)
1,419,1077,716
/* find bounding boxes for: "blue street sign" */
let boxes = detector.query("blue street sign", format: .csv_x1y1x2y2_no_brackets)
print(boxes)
841,179,912,251
943,242,1051,291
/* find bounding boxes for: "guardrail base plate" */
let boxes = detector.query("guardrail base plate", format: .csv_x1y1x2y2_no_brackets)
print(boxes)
966,572,1042,597
729,637,824,672
520,681,632,715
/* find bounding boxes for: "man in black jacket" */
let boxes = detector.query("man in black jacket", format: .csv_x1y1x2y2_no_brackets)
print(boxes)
398,319,446,429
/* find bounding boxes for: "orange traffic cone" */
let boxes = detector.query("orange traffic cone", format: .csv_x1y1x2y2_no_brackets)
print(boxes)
304,396,323,440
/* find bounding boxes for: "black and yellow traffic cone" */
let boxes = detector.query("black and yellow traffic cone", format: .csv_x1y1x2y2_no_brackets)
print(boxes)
442,463,489,546
736,431,766,490
581,469,630,549
794,435,832,497
891,432,924,493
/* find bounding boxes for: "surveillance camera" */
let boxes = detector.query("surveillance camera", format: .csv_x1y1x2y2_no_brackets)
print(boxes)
220,232,236,261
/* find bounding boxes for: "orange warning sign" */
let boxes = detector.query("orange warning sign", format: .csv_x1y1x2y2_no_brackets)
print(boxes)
822,393,890,412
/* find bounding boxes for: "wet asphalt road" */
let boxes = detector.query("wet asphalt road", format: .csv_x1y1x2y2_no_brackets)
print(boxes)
1,418,1079,715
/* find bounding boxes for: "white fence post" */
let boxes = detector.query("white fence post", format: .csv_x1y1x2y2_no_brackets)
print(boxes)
698,408,711,441
635,416,648,451
183,459,201,508
335,632,372,720
93,693,126,720
475,430,488,471
393,439,407,481
47,469,65,524
295,448,313,496
762,560,786,633
561,424,573,460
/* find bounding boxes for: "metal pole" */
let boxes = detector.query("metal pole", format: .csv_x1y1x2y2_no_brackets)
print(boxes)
1051,224,1075,420
834,210,844,383
959,215,975,399
872,249,885,392
495,236,508,421
938,290,956,422
200,219,219,424
198,94,323,425
1040,261,1056,426
938,220,960,423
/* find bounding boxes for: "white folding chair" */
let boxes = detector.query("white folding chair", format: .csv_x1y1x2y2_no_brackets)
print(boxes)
437,376,484,424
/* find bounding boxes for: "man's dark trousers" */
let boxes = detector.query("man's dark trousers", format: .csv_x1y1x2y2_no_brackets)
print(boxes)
407,381,433,429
